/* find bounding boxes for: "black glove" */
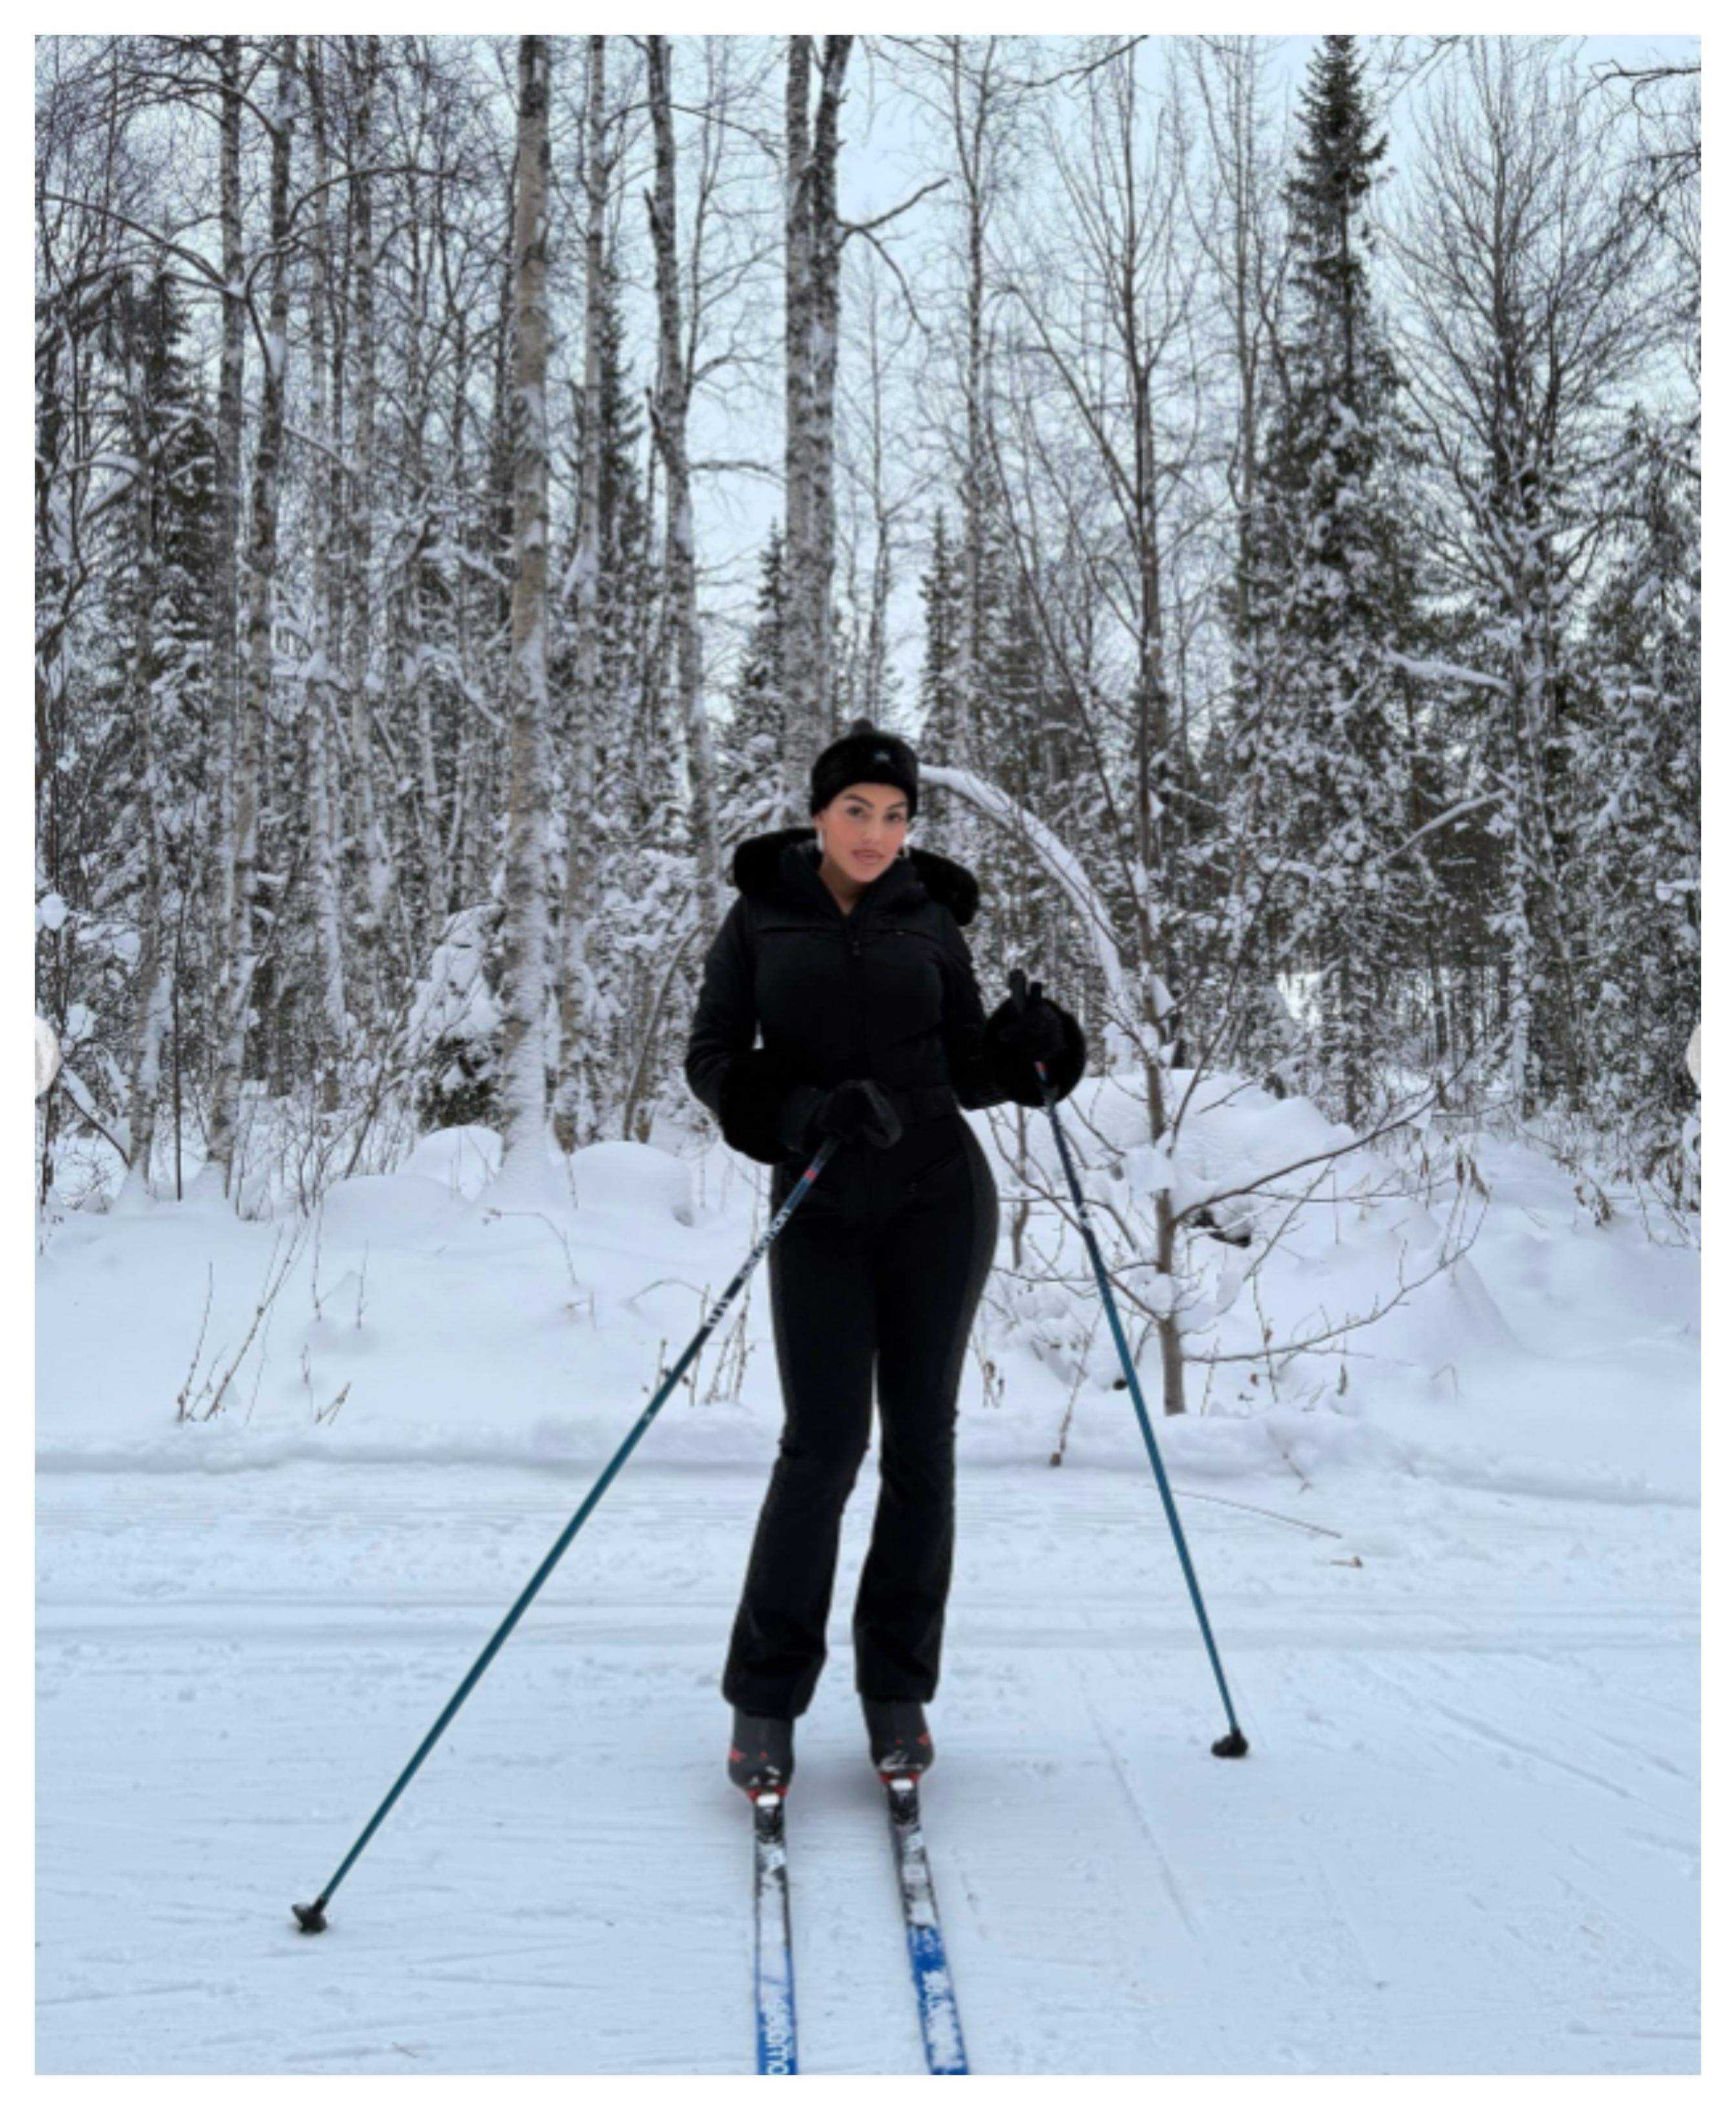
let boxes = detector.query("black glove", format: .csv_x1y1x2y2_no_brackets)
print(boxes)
990,979,1070,1067
813,1078,904,1151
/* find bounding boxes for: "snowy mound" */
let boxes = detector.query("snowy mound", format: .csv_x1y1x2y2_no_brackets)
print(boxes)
36,1091,1698,1511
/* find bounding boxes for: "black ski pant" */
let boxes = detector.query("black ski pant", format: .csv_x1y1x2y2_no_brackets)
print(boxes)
723,1113,999,1719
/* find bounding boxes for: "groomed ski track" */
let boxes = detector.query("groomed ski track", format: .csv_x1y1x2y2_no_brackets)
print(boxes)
36,1458,1698,2074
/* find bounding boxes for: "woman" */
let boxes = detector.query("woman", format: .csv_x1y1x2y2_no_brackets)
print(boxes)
684,719,1086,1797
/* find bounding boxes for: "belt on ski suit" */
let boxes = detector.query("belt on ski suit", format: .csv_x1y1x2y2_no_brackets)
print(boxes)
880,1083,962,1128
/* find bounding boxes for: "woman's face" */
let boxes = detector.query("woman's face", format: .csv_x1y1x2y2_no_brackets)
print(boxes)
816,783,910,879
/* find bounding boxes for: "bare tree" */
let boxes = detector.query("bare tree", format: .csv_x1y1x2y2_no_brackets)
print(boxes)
834,240,920,725
344,35,394,1027
495,33,555,1191
1180,36,1288,741
998,44,1203,1105
207,34,247,1051
206,36,297,1198
1386,39,1677,1111
302,37,348,1116
781,35,852,783
891,36,1041,771
117,286,171,1202
551,34,611,1156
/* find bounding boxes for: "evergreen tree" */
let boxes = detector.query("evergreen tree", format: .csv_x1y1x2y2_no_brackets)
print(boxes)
1569,407,1700,1156
720,526,788,834
918,510,964,765
105,266,218,1186
1238,35,1423,1125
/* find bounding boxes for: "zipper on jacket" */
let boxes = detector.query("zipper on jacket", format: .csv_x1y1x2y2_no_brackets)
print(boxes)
847,928,867,1076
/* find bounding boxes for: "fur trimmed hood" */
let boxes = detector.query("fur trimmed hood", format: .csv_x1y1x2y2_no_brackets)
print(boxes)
728,824,980,929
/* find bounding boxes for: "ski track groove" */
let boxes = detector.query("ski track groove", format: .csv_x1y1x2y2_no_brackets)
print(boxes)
1074,1656,1200,1943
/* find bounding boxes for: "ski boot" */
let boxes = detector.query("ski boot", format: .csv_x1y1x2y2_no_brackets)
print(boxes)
862,1698,935,1781
728,1710,795,1798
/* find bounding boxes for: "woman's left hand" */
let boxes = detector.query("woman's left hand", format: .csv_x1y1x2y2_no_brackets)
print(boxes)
990,980,1070,1066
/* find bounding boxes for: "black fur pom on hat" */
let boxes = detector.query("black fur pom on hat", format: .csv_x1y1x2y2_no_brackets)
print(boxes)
809,716,920,820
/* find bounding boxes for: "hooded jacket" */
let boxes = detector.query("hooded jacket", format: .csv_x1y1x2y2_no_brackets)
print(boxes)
684,825,1086,1166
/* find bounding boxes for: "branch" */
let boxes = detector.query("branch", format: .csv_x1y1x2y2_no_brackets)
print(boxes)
840,175,947,239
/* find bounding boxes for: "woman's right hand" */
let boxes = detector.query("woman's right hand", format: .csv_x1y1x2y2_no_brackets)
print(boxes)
812,1079,904,1151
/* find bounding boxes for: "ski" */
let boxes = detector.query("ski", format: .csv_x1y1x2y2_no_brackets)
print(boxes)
883,1774,969,2075
751,1791,798,2074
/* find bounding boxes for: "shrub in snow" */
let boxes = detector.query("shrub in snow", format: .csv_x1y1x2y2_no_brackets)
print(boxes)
408,905,502,1133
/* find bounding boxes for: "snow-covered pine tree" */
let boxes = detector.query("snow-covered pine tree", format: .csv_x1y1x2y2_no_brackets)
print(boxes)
114,267,217,1197
1569,405,1700,1163
1240,34,1421,1128
918,511,964,769
721,528,790,838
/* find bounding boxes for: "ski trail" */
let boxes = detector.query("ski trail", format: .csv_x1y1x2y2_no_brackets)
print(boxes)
36,1462,1698,2074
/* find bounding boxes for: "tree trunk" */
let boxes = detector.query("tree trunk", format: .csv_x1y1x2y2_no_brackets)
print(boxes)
496,34,555,1191
346,34,392,1025
120,336,169,1201
781,37,816,794
207,32,246,1071
304,38,347,1115
782,37,851,785
553,36,608,1156
645,37,723,968
206,38,296,1197
805,39,850,741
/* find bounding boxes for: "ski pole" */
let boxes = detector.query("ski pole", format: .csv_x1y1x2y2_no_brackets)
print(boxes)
1008,970,1248,1759
291,1132,844,1933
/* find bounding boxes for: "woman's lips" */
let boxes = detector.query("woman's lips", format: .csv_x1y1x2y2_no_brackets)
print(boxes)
854,853,881,866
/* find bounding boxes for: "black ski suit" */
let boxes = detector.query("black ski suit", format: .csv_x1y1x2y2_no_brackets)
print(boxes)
684,826,1086,1718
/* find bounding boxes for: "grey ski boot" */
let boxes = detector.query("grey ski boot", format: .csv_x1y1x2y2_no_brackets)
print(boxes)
862,1698,934,1779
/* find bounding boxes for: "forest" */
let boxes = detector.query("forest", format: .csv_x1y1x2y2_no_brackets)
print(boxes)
34,34,1700,1228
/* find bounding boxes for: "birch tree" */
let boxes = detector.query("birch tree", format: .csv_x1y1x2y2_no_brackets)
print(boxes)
550,36,609,1155
344,34,393,1026
781,36,852,786
206,36,296,1198
494,33,555,1191
301,37,348,1115
207,34,247,1022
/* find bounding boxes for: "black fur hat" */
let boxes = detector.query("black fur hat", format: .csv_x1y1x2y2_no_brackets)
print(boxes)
809,716,920,820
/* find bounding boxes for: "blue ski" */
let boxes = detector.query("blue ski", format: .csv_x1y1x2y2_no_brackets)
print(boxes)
883,1775,969,2074
752,1791,798,2073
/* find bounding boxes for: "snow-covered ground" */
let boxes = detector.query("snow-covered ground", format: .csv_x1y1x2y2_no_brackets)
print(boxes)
36,1078,1700,2074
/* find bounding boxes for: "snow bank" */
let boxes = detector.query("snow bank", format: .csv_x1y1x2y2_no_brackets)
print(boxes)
36,1085,1698,1510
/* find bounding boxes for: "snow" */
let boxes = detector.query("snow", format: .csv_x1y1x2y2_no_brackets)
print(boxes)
36,1079,1699,2073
